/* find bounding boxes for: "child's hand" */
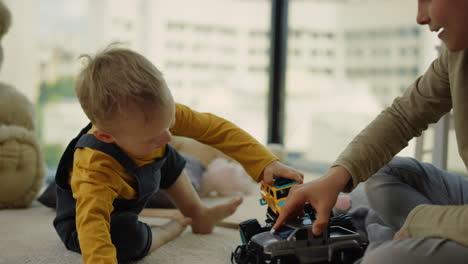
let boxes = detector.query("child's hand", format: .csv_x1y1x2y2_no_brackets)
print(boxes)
261,160,304,186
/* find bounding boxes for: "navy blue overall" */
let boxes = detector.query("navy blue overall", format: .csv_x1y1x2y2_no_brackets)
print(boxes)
53,123,186,262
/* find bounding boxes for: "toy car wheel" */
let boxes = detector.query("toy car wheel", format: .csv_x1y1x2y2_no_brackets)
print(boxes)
231,245,261,264
271,255,299,264
330,213,356,232
239,219,262,244
266,207,278,221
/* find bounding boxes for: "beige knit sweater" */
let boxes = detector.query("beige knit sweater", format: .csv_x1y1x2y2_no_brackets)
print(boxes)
334,49,468,247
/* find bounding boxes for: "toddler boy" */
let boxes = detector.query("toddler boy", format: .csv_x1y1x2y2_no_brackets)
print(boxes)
53,47,304,264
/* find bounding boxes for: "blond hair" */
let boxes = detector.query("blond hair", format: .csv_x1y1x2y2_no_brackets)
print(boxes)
75,46,172,130
0,1,12,39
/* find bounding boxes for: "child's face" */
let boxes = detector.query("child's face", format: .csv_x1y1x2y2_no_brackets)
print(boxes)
100,102,176,158
417,0,468,51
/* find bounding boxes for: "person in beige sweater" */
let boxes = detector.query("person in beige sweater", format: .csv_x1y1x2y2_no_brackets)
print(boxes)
274,1,468,263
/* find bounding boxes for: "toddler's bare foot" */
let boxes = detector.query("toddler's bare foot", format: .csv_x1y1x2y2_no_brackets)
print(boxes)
191,197,243,234
149,217,192,252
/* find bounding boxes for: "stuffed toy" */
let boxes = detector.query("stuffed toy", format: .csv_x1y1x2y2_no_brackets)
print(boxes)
0,1,45,208
199,157,257,197
169,136,257,197
170,139,289,198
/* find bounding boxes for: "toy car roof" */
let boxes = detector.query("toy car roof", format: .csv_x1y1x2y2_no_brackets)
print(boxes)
273,178,297,188
283,216,313,230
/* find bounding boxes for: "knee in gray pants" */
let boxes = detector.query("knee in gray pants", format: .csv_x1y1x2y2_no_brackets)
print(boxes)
364,157,427,230
364,157,412,205
365,157,420,192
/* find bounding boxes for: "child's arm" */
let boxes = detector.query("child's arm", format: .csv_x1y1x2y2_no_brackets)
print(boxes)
71,151,123,264
170,104,303,184
73,184,118,264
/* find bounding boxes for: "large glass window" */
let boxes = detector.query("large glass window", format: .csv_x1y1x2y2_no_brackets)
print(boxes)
1,0,270,181
2,0,463,181
285,0,440,175
448,129,467,175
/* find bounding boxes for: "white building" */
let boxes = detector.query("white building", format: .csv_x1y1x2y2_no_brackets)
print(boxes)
42,100,88,145
87,0,144,53
338,0,439,107
139,0,271,142
38,44,83,85
38,0,444,170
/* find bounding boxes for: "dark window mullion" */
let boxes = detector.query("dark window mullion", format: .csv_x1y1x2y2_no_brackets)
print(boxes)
267,0,288,144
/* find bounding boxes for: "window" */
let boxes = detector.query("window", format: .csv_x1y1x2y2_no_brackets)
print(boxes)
2,0,270,182
448,129,466,175
285,0,439,175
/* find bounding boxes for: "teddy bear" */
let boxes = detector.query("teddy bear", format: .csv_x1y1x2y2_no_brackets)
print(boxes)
169,136,258,197
169,138,288,198
0,1,45,208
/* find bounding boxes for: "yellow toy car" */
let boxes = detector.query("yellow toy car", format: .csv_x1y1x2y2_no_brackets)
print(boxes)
259,178,298,220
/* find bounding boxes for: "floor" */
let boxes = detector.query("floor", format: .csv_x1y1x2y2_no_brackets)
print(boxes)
0,173,320,264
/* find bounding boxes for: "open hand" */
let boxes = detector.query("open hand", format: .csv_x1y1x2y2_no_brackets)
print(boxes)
272,166,352,236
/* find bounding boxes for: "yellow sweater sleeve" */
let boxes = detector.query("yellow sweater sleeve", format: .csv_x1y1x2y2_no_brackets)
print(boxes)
170,103,278,181
71,147,129,264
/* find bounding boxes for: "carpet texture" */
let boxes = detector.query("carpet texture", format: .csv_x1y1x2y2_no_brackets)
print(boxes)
0,174,322,264
0,195,266,264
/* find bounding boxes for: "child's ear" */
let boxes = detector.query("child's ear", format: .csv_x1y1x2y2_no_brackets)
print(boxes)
93,130,116,143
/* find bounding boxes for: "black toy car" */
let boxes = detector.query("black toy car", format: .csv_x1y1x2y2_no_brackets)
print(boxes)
232,179,367,264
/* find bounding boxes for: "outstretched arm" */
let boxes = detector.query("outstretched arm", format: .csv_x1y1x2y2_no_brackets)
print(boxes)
170,103,303,183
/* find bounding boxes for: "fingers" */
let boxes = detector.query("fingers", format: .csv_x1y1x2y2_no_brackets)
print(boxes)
312,205,330,236
272,207,288,230
273,170,304,184
272,190,302,230
275,163,304,183
293,206,304,217
263,161,304,185
263,172,274,186
292,172,304,184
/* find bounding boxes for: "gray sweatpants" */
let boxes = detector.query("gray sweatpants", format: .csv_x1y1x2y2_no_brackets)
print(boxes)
358,157,468,264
